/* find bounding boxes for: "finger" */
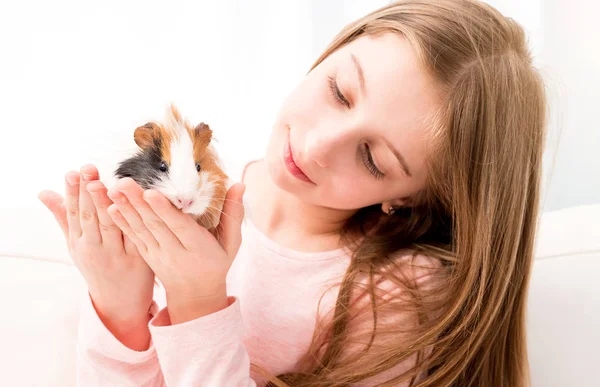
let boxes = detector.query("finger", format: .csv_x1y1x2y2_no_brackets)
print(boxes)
65,171,82,239
79,164,101,244
38,190,68,241
142,188,200,250
87,179,124,253
107,204,148,255
123,234,140,257
216,183,246,257
117,178,182,250
107,185,159,251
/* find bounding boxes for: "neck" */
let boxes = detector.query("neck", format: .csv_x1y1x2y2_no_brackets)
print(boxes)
256,167,356,252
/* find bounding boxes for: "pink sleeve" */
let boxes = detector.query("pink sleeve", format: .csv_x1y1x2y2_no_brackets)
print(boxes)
76,292,257,387
148,296,256,387
76,292,166,387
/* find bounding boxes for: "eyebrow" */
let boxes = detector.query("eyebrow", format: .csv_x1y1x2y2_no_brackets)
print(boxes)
351,53,412,177
382,137,412,177
350,53,366,96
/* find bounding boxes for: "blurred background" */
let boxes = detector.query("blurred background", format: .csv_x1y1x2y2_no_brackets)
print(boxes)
0,0,597,213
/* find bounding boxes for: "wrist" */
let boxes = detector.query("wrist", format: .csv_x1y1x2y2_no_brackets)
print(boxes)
165,287,228,325
90,296,152,351
90,292,152,325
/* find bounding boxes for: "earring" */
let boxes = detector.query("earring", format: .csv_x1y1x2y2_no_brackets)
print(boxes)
382,205,396,216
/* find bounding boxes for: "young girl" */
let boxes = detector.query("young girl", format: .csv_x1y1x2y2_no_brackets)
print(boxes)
39,0,547,385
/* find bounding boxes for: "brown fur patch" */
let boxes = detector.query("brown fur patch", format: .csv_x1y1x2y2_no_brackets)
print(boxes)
158,124,172,165
190,122,213,162
195,170,229,229
133,122,160,150
169,104,183,124
133,121,173,164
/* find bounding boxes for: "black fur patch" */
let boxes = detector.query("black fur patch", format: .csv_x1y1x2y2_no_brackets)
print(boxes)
114,137,166,189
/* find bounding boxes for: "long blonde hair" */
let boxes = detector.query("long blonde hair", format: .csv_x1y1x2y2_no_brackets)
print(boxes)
256,0,548,385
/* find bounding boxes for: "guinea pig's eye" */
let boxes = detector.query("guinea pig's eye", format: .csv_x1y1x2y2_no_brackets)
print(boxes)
195,163,201,172
159,161,168,172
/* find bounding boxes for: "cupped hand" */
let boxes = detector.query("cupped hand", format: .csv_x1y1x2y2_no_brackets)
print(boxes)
38,165,155,329
106,177,246,324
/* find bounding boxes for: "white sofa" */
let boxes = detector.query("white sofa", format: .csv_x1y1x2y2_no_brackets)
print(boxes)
1,196,598,386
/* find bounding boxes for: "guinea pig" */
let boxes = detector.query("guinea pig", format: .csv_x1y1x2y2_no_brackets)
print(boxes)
113,104,229,231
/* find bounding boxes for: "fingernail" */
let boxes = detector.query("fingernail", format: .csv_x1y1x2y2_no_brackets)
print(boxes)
82,173,93,180
67,176,78,185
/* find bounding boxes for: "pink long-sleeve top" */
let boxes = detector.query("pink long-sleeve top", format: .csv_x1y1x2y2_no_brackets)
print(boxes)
76,159,439,387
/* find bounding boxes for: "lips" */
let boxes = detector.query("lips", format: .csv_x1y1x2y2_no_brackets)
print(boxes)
284,132,314,184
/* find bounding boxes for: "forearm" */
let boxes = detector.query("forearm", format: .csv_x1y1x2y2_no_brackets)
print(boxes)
78,291,165,387
91,296,152,351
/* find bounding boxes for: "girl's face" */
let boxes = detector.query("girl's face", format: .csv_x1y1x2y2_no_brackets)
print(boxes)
265,33,442,210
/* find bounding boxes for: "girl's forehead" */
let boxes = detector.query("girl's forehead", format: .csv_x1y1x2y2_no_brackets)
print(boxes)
343,34,439,98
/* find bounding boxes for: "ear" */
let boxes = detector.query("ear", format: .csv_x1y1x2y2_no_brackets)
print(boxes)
381,197,412,212
134,122,160,150
193,122,212,149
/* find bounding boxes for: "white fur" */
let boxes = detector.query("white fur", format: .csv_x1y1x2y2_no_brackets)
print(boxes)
153,121,215,216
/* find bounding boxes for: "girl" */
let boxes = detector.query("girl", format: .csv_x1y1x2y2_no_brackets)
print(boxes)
39,0,547,386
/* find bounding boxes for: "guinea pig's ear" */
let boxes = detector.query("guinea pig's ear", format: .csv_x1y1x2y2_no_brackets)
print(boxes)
193,122,213,149
134,122,160,150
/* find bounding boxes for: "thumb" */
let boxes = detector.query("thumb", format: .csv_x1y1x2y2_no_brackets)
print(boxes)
217,182,246,257
38,190,69,241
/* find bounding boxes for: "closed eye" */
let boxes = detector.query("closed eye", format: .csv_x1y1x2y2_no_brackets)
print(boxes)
328,76,351,108
361,144,385,180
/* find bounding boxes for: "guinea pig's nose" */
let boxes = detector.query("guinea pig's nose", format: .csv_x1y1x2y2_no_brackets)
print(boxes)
176,197,194,208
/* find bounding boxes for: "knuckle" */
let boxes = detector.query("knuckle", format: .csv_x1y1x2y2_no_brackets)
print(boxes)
80,210,96,222
99,223,118,234
144,219,163,231
132,225,147,235
95,202,109,212
67,208,78,218
172,226,188,236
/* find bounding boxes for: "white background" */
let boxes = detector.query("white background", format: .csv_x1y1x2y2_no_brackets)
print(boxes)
0,0,597,212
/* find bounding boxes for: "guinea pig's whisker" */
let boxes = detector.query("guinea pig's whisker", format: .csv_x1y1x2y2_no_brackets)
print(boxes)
207,205,235,221
219,198,248,210
219,200,246,206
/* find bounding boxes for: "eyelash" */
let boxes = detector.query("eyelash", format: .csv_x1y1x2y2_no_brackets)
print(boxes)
361,144,385,180
327,76,351,108
327,76,384,180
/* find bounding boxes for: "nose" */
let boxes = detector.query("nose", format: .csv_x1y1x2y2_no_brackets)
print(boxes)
304,125,349,168
176,196,194,209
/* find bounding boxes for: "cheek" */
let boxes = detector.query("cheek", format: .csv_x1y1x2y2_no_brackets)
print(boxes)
315,174,380,209
190,172,216,211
